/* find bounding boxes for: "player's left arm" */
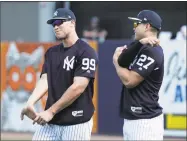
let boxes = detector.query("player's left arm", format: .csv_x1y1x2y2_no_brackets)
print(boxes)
48,77,90,115
33,47,98,125
33,76,90,125
115,67,144,88
49,47,98,115
114,48,162,88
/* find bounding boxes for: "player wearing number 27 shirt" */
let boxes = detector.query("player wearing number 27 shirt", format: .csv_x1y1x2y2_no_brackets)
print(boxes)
113,10,164,140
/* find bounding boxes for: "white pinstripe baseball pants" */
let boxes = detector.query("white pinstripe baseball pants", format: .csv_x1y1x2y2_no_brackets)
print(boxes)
123,114,164,140
32,118,93,141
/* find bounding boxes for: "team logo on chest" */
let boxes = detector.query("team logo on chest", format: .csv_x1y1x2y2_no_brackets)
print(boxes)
63,56,75,71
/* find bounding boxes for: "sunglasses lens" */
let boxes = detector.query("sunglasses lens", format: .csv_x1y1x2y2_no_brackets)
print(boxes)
134,22,138,28
52,20,63,27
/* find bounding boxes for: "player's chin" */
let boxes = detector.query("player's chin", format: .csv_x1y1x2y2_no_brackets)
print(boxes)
134,36,138,40
134,35,141,41
56,35,65,40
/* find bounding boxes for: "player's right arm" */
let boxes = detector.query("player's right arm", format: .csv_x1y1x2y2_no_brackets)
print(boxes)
27,48,49,105
114,47,163,88
118,41,143,67
21,50,49,120
20,74,48,120
26,74,48,106
118,37,160,68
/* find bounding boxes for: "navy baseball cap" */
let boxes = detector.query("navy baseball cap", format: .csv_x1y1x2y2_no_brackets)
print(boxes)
47,8,76,24
128,10,162,30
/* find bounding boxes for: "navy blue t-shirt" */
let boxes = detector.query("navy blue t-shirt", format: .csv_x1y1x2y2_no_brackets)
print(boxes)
120,45,164,119
41,39,98,125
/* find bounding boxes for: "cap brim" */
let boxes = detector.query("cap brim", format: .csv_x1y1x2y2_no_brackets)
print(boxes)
47,17,68,24
128,17,142,22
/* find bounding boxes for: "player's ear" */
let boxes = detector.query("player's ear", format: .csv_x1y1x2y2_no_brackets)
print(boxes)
70,20,76,27
145,23,151,31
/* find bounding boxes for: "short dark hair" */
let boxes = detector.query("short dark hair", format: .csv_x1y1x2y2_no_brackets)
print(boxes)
150,26,159,36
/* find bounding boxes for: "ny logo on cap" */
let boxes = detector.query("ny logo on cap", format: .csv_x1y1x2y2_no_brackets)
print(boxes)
54,11,58,16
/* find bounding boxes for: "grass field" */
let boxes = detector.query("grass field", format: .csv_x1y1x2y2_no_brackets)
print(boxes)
1,132,186,140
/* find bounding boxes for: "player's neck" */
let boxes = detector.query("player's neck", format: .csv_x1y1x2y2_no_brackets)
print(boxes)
145,32,157,39
62,32,79,48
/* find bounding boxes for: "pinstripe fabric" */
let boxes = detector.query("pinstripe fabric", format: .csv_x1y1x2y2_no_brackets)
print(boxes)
123,114,164,140
61,118,93,140
32,124,61,141
32,118,93,141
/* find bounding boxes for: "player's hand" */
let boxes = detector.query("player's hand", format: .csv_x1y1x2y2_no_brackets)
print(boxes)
139,37,160,47
33,109,54,125
20,105,37,120
113,46,127,66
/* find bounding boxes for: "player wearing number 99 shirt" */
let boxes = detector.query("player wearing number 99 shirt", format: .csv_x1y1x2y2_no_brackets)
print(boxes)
113,10,164,140
20,8,98,140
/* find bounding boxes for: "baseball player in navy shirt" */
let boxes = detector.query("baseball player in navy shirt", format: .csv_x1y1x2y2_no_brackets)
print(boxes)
113,10,164,140
21,8,98,140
